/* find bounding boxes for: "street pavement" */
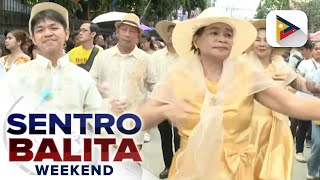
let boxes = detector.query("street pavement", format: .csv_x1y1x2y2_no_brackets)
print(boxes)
293,148,311,180
140,127,312,180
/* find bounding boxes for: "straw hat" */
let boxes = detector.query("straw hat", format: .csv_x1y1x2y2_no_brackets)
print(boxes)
155,20,179,43
247,19,285,56
115,13,143,34
28,2,69,35
172,7,257,60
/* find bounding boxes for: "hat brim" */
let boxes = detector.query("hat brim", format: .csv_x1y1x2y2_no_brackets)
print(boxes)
252,19,266,30
246,19,286,56
172,17,257,60
156,20,176,43
29,2,69,35
115,21,143,34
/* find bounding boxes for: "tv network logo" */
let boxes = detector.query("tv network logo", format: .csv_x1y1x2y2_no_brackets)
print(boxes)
266,10,308,47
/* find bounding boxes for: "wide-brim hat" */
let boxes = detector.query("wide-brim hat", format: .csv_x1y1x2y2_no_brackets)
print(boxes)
28,2,69,35
155,20,179,43
247,19,285,56
172,7,257,60
115,13,143,34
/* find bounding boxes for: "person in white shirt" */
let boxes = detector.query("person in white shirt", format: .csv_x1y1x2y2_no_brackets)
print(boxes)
288,47,303,70
289,41,313,149
151,20,181,179
89,13,157,149
0,4,105,177
0,60,5,80
1,2,102,113
294,42,320,164
306,41,320,180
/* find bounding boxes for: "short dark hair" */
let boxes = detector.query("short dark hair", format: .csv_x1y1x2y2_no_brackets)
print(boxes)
82,22,100,39
302,40,313,50
30,10,67,35
89,23,100,34
90,23,100,40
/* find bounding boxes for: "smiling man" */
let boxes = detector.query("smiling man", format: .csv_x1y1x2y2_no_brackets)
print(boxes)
1,2,102,113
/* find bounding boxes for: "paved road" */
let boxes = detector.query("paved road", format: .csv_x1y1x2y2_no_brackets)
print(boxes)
293,148,311,180
140,127,312,180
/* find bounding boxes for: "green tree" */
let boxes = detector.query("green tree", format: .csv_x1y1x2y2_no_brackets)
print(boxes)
24,0,83,17
295,0,320,32
112,0,147,14
255,0,290,19
140,0,176,24
180,0,209,14
76,0,112,20
23,0,210,27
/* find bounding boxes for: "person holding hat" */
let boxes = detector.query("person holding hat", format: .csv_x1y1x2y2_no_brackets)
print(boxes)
246,19,319,180
1,2,102,113
151,20,181,179
138,7,320,179
89,13,156,149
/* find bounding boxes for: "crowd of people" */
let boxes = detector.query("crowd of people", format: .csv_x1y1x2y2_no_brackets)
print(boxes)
1,2,320,180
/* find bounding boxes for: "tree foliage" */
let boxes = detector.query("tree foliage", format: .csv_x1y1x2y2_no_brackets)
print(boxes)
295,0,320,32
180,0,208,14
24,0,82,17
23,0,209,24
255,0,290,19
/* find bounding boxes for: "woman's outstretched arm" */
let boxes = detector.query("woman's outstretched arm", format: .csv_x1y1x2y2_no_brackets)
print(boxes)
256,86,320,120
138,99,168,131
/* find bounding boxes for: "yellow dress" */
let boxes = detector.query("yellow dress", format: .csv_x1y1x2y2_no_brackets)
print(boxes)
251,61,296,180
163,58,271,179
0,55,30,71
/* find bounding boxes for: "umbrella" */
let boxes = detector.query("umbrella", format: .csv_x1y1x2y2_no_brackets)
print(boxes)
140,24,152,31
92,11,127,30
310,31,320,42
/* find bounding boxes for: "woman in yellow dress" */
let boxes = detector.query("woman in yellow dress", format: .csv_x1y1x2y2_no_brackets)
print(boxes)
139,8,320,180
247,19,315,180
0,29,30,71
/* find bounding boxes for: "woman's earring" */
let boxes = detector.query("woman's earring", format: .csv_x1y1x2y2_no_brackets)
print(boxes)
195,45,200,54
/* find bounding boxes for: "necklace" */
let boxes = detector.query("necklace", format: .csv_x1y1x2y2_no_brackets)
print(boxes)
4,55,18,71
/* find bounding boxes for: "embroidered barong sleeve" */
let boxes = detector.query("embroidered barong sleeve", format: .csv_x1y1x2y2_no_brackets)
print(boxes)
82,80,103,113
89,52,104,82
145,57,157,92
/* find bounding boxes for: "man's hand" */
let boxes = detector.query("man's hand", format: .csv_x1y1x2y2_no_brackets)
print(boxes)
163,99,196,127
110,99,127,115
96,82,109,98
306,80,320,93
